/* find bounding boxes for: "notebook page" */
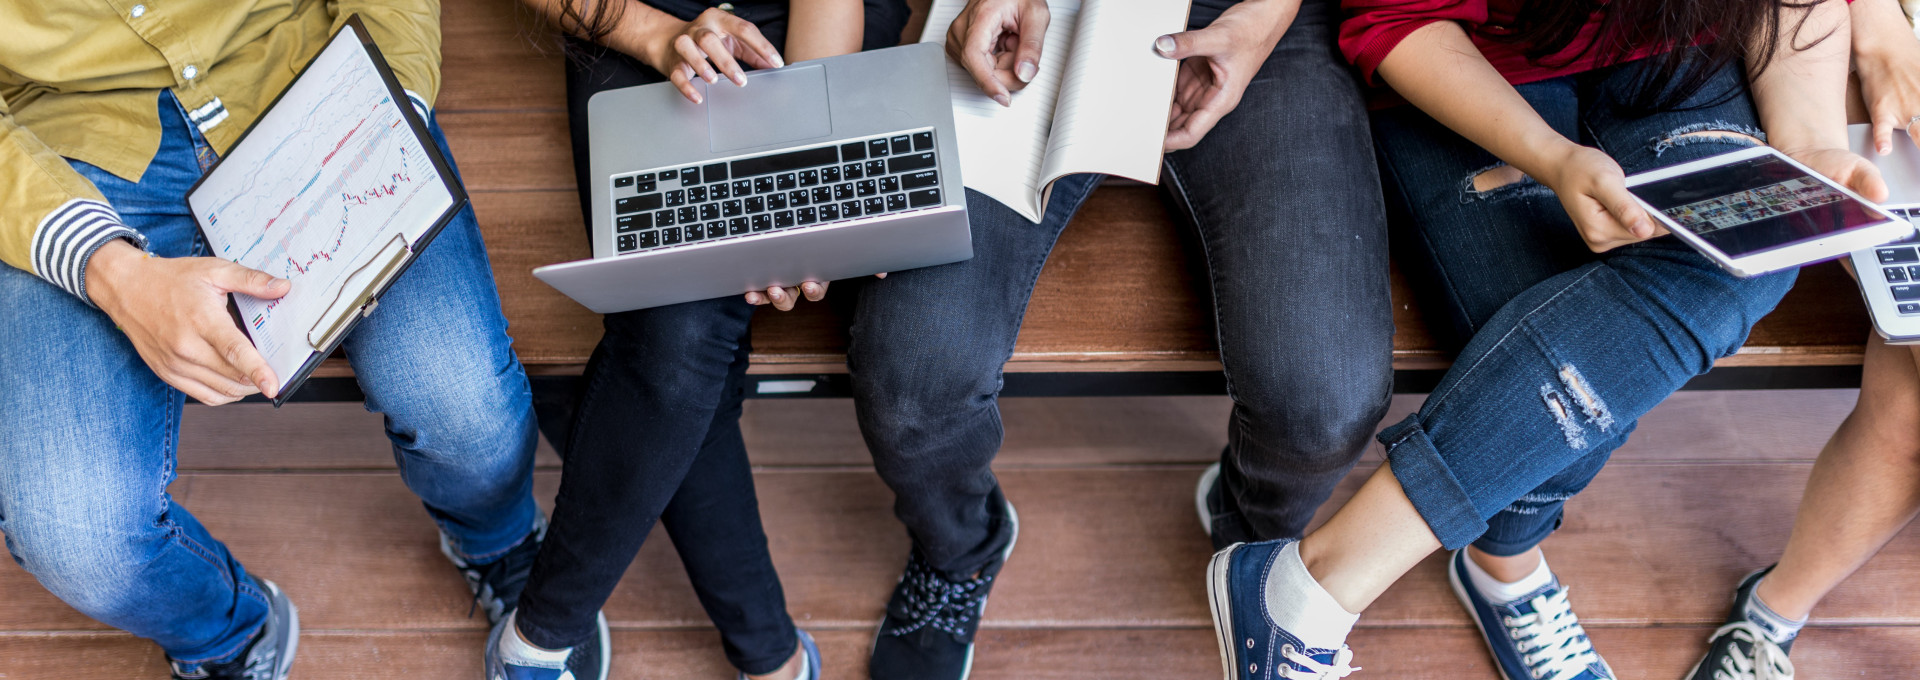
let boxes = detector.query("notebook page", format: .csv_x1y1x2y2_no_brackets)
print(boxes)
921,0,1083,222
1037,0,1187,188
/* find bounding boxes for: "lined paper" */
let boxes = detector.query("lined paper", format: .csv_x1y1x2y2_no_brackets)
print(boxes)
921,0,1082,221
921,0,1187,222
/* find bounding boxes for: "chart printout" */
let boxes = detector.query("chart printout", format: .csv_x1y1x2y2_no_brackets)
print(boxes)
188,26,453,388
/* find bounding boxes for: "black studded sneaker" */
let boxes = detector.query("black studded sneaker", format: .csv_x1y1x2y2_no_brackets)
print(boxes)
869,503,1018,680
444,513,548,625
169,578,299,680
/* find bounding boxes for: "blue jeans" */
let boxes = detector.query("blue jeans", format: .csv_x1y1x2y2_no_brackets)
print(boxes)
1370,58,1795,553
848,0,1396,575
0,91,540,664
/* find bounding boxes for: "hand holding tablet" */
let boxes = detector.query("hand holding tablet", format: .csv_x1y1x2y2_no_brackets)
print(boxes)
1625,146,1910,278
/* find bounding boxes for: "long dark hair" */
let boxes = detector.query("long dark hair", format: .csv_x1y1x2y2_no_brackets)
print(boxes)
1490,0,1830,112
553,0,626,49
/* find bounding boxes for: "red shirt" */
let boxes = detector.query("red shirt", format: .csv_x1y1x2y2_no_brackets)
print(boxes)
1336,0,1845,87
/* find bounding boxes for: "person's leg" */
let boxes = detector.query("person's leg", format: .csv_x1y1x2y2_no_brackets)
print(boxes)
1165,0,1394,547
1759,333,1920,618
1298,61,1791,612
0,96,271,666
848,175,1102,679
657,341,799,676
514,298,759,650
847,173,1102,578
342,119,542,566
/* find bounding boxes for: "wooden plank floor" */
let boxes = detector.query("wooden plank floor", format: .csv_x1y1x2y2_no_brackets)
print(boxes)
4,390,1918,677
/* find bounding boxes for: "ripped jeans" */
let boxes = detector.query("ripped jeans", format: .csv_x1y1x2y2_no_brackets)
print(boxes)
1369,58,1796,554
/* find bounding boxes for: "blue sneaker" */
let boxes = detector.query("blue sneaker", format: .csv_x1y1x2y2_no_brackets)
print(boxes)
483,611,609,680
739,630,822,680
1447,550,1613,680
1206,540,1359,679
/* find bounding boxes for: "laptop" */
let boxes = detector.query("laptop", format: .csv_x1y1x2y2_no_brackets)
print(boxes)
533,42,971,314
1845,126,1920,342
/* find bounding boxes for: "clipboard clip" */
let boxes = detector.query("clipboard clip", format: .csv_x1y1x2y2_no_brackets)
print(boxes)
307,233,412,349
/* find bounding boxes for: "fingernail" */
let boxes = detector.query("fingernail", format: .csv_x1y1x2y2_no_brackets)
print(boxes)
692,92,704,104
1016,61,1037,83
770,288,783,300
732,72,747,86
993,93,1011,107
1154,35,1176,56
771,55,786,68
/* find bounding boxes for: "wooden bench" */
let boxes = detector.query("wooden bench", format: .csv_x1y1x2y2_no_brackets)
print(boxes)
299,0,1873,399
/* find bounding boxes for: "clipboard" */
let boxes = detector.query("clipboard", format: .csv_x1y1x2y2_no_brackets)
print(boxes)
185,15,469,406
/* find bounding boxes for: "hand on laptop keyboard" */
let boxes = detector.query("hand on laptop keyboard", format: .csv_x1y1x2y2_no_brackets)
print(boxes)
744,273,886,312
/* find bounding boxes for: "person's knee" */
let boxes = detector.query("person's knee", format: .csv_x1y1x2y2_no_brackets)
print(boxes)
377,351,535,469
5,503,164,620
1229,357,1391,463
853,342,1004,443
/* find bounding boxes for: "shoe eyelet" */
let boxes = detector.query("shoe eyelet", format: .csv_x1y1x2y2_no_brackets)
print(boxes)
1246,638,1255,649
1249,663,1258,674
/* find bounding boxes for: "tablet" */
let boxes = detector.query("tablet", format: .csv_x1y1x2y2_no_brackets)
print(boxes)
1625,146,1910,277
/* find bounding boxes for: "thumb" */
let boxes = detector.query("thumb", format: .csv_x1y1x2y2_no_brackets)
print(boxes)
1599,184,1654,239
211,261,291,300
1154,27,1226,60
1845,158,1891,204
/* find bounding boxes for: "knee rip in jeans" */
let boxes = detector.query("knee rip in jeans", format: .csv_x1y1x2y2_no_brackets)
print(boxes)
1539,363,1614,449
1503,490,1578,516
1460,163,1551,203
1650,123,1765,157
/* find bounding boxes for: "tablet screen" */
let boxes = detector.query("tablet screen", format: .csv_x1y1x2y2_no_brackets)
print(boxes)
1629,153,1886,257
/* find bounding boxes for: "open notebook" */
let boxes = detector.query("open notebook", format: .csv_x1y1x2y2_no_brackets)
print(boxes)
920,0,1190,222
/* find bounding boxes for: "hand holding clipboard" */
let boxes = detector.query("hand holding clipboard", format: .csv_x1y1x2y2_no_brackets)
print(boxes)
184,15,469,406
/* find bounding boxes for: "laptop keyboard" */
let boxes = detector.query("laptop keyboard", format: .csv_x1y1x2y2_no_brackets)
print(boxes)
608,129,945,255
1874,209,1920,315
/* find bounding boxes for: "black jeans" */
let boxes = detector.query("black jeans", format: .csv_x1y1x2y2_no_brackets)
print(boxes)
516,3,907,672
847,0,1395,576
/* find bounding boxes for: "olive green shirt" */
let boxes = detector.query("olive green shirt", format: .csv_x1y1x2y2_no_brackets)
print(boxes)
0,0,441,302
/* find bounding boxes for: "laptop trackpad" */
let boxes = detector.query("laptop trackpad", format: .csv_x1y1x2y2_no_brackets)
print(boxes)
708,65,832,153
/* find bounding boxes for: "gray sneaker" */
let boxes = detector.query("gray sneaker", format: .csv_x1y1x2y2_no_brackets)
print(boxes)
170,578,299,680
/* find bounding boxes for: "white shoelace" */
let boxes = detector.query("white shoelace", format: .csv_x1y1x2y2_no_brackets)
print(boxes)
1503,588,1601,680
1710,623,1795,680
1277,645,1360,679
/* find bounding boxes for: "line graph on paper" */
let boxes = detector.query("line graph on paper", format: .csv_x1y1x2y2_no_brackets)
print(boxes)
188,24,454,387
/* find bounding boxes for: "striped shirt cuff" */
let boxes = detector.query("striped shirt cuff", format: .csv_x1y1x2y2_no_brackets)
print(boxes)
404,89,431,121
31,199,148,305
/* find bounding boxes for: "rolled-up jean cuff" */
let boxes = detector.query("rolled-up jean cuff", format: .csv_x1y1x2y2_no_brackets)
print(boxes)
1471,510,1562,557
1378,415,1487,550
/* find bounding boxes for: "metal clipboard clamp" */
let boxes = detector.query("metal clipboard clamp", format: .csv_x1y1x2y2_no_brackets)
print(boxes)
306,234,413,351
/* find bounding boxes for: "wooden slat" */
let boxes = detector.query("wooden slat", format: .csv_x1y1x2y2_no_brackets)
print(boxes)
438,0,567,113
7,460,1916,633
7,625,1920,679
173,388,1852,471
437,112,574,193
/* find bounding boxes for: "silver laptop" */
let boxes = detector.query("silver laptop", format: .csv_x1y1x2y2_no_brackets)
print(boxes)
533,42,970,314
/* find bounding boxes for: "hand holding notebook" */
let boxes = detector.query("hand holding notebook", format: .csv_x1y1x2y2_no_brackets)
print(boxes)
922,0,1192,222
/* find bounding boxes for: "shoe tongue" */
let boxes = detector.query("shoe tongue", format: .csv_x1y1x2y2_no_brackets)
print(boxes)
1503,579,1564,616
